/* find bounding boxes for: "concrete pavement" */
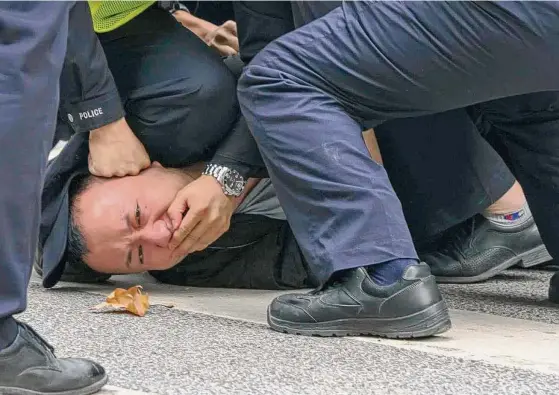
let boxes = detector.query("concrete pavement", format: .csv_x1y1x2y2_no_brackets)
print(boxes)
18,268,559,395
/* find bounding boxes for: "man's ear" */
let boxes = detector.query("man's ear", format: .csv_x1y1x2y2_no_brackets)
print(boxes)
151,161,163,168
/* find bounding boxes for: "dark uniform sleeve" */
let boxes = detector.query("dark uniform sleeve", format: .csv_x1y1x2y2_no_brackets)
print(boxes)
207,3,297,179
210,113,268,179
233,1,295,64
58,2,124,133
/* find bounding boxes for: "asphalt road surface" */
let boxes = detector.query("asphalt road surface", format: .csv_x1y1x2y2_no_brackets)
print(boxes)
20,267,559,395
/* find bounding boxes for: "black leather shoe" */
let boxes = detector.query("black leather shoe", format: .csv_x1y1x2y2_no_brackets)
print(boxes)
0,321,108,395
550,272,559,304
267,263,451,338
419,215,551,284
34,248,111,284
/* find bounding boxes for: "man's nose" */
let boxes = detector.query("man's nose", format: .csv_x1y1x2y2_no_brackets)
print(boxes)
141,219,172,247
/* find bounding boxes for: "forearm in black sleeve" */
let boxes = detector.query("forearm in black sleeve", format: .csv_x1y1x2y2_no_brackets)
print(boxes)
211,2,296,178
210,114,268,179
58,2,124,133
233,1,295,64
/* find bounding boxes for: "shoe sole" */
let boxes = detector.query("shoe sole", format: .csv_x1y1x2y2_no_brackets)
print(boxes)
435,244,552,284
516,244,552,268
0,374,108,395
267,300,451,338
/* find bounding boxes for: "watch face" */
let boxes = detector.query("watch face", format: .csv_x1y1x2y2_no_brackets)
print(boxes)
222,170,245,196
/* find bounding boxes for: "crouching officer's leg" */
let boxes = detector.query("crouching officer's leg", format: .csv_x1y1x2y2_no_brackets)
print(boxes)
0,3,107,394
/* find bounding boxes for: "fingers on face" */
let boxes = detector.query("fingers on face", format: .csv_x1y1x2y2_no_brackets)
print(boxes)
187,214,230,253
170,209,230,255
169,209,200,249
171,207,210,250
167,188,193,229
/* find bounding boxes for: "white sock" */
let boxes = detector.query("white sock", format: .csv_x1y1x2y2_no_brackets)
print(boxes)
483,201,532,228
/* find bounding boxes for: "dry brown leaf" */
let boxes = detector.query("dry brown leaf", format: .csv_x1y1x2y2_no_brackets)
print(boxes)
91,285,150,317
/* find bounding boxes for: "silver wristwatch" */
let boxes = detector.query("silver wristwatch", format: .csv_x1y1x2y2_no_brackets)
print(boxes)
203,164,247,197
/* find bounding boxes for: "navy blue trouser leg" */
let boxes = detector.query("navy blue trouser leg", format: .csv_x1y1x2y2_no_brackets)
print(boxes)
238,1,559,283
291,1,516,242
0,2,70,319
376,109,515,241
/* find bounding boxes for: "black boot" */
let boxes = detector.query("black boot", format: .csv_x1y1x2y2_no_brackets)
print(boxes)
420,215,551,284
550,271,559,304
0,321,107,395
267,263,451,338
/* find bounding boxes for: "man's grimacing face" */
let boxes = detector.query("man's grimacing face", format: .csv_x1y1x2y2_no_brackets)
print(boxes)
73,162,192,274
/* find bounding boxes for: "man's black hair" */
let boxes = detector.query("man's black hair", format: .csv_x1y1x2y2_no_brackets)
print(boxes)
65,174,104,276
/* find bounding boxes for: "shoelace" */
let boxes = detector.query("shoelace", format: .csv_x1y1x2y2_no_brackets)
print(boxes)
309,270,351,295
